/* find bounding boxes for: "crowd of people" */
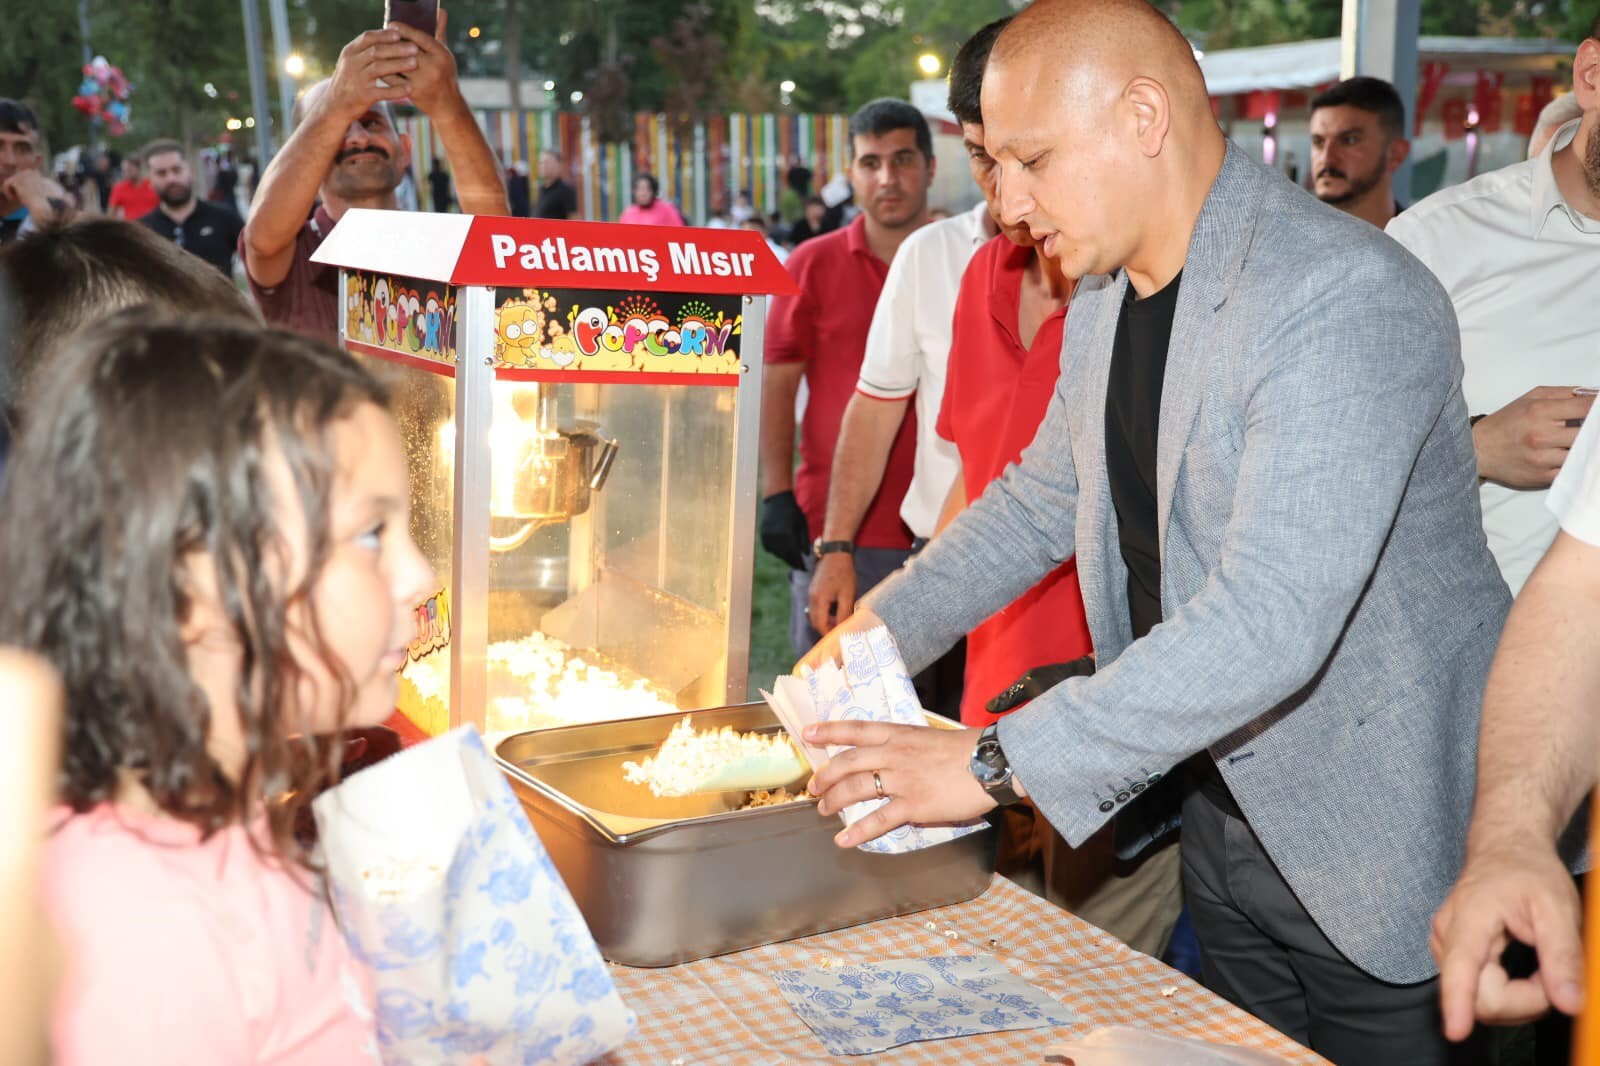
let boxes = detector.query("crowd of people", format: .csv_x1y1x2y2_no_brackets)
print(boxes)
759,3,1600,1065
0,0,1598,1063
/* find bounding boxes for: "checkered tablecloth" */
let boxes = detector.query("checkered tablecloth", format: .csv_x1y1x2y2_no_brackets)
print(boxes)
595,874,1328,1064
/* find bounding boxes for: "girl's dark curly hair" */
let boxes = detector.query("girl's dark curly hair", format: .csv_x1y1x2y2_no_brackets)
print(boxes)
0,311,388,868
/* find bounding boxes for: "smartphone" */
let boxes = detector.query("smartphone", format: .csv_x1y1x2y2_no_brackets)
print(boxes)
385,0,438,37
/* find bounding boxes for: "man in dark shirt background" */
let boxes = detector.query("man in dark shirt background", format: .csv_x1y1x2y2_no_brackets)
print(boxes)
534,149,578,220
138,139,243,277
211,147,238,209
427,155,455,213
505,158,532,217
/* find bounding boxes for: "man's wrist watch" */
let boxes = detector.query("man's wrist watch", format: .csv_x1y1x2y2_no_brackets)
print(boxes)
970,724,1023,806
813,538,855,558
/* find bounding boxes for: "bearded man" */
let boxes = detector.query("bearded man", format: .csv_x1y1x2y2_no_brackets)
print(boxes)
138,140,244,277
1388,14,1600,597
1307,77,1410,229
240,19,505,343
1391,15,1600,1065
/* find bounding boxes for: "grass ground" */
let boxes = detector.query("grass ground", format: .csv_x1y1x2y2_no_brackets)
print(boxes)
745,538,797,701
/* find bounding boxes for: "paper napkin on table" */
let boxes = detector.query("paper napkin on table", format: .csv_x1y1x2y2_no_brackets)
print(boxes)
774,955,1075,1056
763,626,987,854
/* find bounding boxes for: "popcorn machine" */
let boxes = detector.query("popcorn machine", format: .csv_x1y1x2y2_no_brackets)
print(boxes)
313,211,797,735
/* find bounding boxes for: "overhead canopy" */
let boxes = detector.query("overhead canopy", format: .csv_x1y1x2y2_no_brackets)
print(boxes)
1199,36,1576,96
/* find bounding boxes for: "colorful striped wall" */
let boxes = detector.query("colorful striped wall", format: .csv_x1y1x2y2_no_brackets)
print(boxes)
396,110,849,225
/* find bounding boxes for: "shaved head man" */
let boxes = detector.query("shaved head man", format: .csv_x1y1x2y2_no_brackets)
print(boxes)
980,0,1222,295
800,2,1505,1062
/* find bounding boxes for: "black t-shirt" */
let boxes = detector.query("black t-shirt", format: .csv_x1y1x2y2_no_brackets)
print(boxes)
139,200,243,277
535,178,578,220
1104,271,1243,817
1105,271,1181,643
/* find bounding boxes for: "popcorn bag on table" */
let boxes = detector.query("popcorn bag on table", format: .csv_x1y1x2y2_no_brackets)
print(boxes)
312,727,635,1065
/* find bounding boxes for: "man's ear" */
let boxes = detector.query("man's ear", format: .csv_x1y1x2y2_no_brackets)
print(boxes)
1125,77,1173,158
1573,38,1600,112
1388,137,1412,173
400,132,414,161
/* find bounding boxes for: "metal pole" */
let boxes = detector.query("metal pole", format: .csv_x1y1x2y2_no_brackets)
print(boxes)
1341,0,1421,202
78,0,102,150
239,0,277,161
267,0,296,138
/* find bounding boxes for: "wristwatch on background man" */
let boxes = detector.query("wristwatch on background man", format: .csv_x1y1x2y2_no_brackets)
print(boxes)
970,724,1023,806
812,538,855,558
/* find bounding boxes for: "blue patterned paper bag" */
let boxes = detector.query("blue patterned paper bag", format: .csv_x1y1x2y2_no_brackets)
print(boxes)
797,627,988,854
313,727,635,1065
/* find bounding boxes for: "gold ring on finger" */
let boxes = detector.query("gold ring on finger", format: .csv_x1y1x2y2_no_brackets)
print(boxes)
873,771,885,799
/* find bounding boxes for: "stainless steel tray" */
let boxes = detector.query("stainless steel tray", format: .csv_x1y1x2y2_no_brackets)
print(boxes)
496,702,997,967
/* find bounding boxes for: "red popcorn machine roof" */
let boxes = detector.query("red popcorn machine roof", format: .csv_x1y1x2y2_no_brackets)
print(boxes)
312,209,800,297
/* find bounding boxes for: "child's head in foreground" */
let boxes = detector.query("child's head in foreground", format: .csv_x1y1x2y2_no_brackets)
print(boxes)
0,216,258,429
0,313,433,864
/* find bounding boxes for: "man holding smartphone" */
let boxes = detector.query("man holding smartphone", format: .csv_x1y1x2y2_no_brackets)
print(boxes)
241,14,506,344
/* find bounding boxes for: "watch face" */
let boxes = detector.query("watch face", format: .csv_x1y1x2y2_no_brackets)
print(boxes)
972,738,1008,784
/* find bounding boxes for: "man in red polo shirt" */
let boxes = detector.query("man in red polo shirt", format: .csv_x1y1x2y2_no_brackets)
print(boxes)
932,93,1183,962
761,98,934,656
106,156,158,221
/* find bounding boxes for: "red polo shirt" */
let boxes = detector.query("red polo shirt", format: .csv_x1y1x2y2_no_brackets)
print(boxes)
938,235,1092,726
107,178,159,220
766,215,916,550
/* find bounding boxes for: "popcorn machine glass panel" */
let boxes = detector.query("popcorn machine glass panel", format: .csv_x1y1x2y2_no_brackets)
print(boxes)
316,211,789,739
457,374,739,734
381,326,457,737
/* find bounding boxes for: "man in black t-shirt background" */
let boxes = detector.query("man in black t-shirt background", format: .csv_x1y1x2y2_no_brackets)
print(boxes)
138,139,243,277
534,149,578,220
427,156,455,213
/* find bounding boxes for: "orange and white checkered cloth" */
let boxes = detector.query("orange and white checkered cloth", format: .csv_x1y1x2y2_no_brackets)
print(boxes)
595,874,1329,1064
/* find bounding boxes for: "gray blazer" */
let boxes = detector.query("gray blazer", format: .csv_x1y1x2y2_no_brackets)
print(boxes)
866,143,1511,985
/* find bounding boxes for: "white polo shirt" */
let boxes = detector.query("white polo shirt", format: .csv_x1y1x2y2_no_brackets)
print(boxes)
855,202,992,539
1550,402,1600,546
1388,119,1600,593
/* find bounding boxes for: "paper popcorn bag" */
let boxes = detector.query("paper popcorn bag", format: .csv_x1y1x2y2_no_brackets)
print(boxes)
765,626,987,855
313,727,634,1065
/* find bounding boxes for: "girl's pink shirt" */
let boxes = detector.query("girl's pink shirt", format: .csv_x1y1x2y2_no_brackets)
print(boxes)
44,803,378,1065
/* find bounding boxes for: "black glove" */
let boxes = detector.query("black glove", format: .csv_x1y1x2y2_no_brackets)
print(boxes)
760,490,811,571
985,655,1096,715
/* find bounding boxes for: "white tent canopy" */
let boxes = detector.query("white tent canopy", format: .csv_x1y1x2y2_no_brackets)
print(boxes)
1199,36,1575,97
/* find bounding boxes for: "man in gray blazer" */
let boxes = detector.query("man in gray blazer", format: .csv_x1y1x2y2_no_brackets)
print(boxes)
802,1,1509,1062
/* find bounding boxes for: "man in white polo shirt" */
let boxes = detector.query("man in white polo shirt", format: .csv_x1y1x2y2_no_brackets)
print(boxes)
1429,399,1600,1056
805,27,1002,692
1386,19,1600,594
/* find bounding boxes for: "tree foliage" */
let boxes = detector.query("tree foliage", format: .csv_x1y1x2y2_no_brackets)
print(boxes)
2,0,1592,154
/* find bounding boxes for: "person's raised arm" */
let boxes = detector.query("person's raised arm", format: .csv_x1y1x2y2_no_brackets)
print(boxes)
243,29,417,286
1432,529,1600,1040
392,17,506,216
